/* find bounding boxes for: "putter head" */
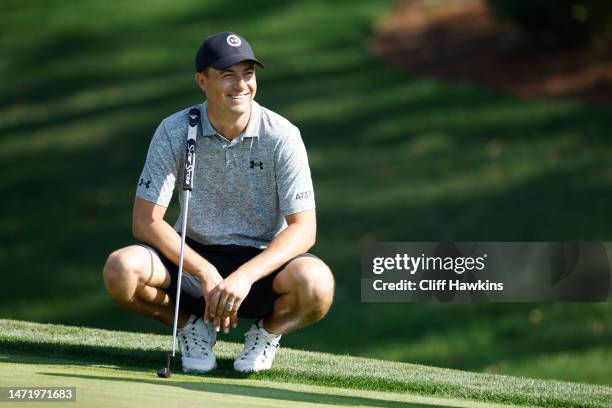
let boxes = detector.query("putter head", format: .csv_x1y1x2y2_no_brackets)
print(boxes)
157,367,171,378
157,353,174,378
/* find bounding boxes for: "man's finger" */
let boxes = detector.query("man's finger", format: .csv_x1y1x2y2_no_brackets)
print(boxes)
222,296,236,319
230,311,238,329
229,298,242,326
208,289,221,318
216,292,229,319
216,292,230,319
204,302,210,324
223,316,230,333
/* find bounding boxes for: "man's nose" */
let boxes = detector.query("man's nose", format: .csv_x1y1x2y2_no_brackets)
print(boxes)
233,75,248,88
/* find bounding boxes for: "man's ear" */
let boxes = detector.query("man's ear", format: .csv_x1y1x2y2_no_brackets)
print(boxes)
195,72,208,93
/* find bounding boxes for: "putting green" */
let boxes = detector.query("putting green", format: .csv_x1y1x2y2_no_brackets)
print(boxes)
0,355,515,408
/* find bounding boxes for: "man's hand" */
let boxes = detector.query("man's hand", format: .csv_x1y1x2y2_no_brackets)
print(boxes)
201,268,229,331
207,271,254,333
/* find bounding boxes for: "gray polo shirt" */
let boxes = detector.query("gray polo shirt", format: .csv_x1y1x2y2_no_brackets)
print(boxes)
136,100,315,249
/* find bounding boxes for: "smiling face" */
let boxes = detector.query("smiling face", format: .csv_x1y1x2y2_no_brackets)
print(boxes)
195,61,257,116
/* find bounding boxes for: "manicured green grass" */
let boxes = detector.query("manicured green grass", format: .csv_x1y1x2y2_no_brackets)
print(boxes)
0,360,515,408
1,0,611,387
1,319,611,408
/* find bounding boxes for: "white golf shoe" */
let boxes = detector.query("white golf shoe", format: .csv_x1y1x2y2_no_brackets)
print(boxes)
234,319,281,373
178,314,217,373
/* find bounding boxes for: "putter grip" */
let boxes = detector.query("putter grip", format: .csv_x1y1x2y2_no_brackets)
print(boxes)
183,108,200,191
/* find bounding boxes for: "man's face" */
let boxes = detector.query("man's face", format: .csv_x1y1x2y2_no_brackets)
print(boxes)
196,61,257,115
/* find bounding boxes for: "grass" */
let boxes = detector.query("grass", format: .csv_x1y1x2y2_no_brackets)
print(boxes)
1,319,611,408
1,0,611,387
0,362,500,408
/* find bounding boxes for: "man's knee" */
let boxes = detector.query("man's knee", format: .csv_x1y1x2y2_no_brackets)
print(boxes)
102,247,142,303
286,259,335,321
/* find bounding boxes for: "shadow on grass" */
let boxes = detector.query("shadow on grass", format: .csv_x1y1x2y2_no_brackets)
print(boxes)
3,354,444,408
41,372,447,408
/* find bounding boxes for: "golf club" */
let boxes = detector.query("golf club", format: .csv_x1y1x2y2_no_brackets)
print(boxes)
157,108,200,378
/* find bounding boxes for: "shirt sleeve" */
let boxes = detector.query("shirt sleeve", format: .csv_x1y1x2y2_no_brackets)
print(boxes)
135,120,180,207
275,128,316,216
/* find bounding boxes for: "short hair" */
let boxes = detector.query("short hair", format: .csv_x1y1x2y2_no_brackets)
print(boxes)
200,66,211,76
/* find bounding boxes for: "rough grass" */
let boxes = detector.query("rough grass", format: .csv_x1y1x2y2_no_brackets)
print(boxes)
1,319,611,408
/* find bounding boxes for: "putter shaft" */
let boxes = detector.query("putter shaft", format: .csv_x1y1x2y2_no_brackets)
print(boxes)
171,189,191,357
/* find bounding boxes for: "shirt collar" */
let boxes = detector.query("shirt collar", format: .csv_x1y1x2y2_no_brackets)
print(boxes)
200,100,261,140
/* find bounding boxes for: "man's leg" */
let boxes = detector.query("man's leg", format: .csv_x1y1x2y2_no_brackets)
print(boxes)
102,245,190,328
264,257,335,334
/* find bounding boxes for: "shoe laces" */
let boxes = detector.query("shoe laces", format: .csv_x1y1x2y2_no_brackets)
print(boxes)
179,317,215,359
238,321,280,361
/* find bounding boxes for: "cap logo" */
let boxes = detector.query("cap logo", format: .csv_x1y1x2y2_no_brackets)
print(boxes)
226,34,241,47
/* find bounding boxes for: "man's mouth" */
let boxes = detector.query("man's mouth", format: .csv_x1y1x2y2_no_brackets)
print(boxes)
229,92,249,100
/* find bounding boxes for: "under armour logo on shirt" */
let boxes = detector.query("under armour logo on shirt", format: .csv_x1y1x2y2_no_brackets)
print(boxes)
139,178,152,188
250,160,263,169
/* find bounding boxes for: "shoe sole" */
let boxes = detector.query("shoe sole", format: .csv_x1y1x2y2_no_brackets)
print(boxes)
182,359,217,374
233,363,273,373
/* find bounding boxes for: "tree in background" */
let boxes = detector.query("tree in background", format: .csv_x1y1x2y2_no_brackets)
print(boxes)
487,0,612,49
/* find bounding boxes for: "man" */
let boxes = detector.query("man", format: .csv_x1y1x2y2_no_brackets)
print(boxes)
102,32,334,373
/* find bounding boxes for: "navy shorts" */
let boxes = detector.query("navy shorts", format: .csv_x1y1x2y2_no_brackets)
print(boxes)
139,237,318,319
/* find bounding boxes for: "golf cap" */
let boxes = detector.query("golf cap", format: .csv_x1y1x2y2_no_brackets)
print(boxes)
195,31,264,72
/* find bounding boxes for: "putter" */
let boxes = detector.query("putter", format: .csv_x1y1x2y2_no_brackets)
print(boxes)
157,108,200,378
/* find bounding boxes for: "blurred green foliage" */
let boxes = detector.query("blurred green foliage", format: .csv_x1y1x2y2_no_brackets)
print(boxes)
0,0,611,386
487,0,612,48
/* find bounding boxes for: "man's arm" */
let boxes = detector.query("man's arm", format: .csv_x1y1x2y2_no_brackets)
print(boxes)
132,197,221,286
236,208,316,281
206,208,316,329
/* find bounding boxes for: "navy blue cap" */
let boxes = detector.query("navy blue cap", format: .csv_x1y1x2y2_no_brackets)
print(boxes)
195,32,264,72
